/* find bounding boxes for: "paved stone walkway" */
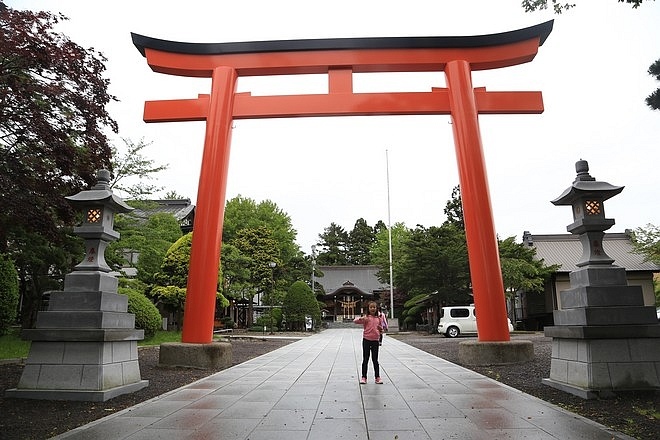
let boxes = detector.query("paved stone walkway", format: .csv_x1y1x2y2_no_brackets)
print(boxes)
52,329,633,439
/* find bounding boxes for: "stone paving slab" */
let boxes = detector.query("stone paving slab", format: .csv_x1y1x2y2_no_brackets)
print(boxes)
52,329,634,440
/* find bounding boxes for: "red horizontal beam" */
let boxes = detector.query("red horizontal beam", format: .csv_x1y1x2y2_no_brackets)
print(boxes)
143,89,542,122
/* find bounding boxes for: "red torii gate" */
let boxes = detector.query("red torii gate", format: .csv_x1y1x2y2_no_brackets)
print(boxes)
132,20,553,344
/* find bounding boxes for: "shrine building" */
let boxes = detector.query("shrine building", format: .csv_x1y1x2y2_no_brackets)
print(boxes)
315,265,392,322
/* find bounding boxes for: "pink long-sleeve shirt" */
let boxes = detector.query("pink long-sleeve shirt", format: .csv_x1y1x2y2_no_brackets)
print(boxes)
354,314,381,341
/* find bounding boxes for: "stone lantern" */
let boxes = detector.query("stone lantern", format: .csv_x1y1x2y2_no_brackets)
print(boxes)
65,169,129,273
551,159,623,267
542,160,660,399
6,170,148,401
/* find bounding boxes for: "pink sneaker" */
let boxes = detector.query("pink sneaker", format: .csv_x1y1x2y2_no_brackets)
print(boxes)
375,377,383,384
360,377,367,384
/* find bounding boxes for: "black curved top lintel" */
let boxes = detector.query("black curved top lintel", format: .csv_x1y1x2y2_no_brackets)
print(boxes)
131,20,553,58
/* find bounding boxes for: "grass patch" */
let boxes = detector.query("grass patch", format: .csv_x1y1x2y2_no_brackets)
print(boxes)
138,330,182,346
0,329,188,359
634,405,660,420
0,328,30,359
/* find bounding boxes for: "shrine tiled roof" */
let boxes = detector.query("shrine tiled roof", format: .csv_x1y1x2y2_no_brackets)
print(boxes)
522,231,660,273
316,265,389,297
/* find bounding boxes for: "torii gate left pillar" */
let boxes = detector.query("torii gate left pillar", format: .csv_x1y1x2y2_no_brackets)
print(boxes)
132,21,553,354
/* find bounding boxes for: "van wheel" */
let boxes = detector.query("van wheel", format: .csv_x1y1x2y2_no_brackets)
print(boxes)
446,326,460,338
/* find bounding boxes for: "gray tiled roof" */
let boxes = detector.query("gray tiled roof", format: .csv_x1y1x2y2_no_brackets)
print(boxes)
131,199,194,221
523,232,660,273
316,265,390,295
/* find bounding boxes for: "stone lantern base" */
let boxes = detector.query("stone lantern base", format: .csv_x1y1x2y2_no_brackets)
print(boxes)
543,266,660,399
543,326,660,399
5,272,148,402
6,323,148,402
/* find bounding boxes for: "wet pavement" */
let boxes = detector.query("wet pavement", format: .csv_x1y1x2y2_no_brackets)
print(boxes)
52,328,633,439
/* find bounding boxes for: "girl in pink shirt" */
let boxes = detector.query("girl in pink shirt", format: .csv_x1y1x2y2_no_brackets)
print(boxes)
354,301,383,384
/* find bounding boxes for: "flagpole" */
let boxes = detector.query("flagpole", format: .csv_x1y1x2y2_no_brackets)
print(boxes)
386,149,394,319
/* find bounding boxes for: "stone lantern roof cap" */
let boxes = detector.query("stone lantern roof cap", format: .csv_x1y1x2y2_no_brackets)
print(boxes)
65,169,133,213
551,160,623,206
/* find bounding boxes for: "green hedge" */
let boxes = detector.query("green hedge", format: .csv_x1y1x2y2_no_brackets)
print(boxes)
0,254,19,335
120,287,162,339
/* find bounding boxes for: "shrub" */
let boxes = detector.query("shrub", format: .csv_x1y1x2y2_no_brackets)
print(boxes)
220,317,235,328
283,281,321,331
255,315,274,330
120,287,162,339
0,254,19,335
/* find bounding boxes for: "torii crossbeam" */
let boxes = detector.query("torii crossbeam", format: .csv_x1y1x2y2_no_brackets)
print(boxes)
132,20,553,344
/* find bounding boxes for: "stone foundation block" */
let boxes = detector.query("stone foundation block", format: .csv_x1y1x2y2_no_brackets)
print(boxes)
458,340,533,366
159,342,232,370
545,336,660,398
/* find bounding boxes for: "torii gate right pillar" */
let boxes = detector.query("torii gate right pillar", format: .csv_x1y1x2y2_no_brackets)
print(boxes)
446,60,509,341
446,60,535,364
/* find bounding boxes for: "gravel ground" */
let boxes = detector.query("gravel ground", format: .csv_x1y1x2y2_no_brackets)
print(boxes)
391,331,659,440
1,331,658,440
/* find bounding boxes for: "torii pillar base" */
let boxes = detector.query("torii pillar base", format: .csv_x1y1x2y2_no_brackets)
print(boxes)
159,342,232,370
458,340,534,366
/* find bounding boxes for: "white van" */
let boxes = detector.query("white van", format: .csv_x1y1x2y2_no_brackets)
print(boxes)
437,305,513,338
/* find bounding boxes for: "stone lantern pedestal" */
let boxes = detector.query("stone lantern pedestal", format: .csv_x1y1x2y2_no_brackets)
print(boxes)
6,170,148,401
542,160,660,399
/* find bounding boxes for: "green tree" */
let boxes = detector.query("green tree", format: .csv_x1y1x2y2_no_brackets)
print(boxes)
630,224,660,312
231,226,282,329
108,208,182,283
109,138,168,199
370,222,410,284
631,224,660,264
522,0,646,14
134,213,183,283
390,223,471,332
282,280,321,331
498,236,557,299
647,60,660,110
397,224,471,303
103,136,180,279
316,222,349,265
443,185,464,230
401,294,429,330
1,4,116,327
163,190,187,199
222,195,308,290
373,220,387,236
223,196,298,262
219,242,254,302
152,233,229,330
150,285,187,329
12,230,82,328
347,218,376,265
522,0,658,111
233,226,281,296
0,254,19,335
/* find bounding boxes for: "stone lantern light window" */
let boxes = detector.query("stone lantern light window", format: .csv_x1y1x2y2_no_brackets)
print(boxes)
87,208,103,223
584,200,601,216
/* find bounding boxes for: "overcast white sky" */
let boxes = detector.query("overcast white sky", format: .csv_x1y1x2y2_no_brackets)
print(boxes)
10,0,660,254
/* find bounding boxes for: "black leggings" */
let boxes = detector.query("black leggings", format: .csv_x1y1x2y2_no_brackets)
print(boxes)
361,338,380,378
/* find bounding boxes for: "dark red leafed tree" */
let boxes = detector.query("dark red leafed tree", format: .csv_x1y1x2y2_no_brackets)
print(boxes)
0,2,117,326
